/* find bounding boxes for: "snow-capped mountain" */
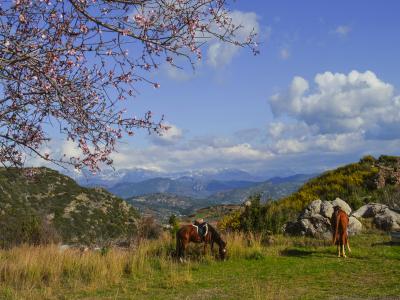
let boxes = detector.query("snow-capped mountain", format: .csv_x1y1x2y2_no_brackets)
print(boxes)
66,167,265,188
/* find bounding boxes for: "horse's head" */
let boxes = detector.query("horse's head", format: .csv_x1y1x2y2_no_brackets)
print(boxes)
219,241,227,260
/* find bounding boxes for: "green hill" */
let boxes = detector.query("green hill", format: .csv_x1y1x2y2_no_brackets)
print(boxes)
206,178,309,205
221,155,400,233
0,167,139,247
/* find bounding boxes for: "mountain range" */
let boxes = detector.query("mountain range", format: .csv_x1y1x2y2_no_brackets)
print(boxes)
71,168,265,188
63,167,315,222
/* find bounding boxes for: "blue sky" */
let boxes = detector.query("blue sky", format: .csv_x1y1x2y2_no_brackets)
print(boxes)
45,0,400,176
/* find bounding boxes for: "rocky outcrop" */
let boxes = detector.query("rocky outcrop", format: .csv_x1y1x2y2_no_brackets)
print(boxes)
284,198,362,239
284,198,400,238
352,203,400,231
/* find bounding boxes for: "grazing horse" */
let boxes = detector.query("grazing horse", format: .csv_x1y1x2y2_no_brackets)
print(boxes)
331,206,351,257
176,223,227,261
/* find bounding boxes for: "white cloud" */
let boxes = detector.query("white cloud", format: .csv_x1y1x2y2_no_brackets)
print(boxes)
334,25,351,37
149,123,183,145
270,70,399,137
207,11,260,68
106,136,273,173
61,139,82,157
163,64,194,81
265,70,400,159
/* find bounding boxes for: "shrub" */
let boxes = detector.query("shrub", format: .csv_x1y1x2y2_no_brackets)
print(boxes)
138,217,162,240
168,214,180,237
219,210,242,232
0,212,60,248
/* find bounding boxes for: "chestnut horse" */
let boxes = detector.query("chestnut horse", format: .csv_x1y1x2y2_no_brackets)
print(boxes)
176,223,227,261
331,206,351,257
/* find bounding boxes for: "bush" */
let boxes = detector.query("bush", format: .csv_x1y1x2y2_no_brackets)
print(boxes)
168,214,180,237
218,210,241,232
0,211,60,248
138,217,162,240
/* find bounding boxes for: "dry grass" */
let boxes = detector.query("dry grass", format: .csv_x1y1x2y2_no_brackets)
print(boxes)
0,232,213,299
0,232,398,299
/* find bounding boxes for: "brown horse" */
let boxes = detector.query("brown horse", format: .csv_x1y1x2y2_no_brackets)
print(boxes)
176,223,227,261
331,206,351,257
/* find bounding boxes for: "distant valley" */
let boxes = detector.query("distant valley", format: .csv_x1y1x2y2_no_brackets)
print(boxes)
70,168,315,222
122,174,314,222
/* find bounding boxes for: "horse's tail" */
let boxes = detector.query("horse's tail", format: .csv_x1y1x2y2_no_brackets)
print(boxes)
345,214,351,252
333,211,340,245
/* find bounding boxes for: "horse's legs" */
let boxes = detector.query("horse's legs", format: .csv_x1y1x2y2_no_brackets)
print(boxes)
346,237,351,253
342,243,346,258
183,241,188,259
337,244,340,257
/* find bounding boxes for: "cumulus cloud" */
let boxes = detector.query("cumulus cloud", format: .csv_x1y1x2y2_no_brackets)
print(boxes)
207,11,260,68
270,70,399,138
265,70,400,160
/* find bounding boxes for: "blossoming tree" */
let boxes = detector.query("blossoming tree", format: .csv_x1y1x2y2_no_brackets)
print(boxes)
0,0,257,171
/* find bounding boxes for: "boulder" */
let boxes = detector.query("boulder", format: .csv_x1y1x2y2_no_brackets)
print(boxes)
320,201,334,218
332,198,352,215
301,199,322,218
373,207,400,231
351,203,400,231
348,216,363,235
351,205,370,219
284,198,362,238
352,203,388,218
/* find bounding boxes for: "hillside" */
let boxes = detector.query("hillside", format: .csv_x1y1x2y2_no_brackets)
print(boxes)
221,155,400,233
126,193,202,222
185,204,243,224
0,168,139,247
206,178,311,205
276,155,400,213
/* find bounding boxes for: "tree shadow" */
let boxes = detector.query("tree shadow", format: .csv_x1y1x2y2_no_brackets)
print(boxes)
279,248,315,257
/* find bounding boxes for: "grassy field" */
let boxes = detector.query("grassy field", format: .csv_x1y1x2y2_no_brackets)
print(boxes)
0,232,399,300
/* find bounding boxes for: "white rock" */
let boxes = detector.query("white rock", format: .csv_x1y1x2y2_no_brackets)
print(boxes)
302,199,322,218
374,208,400,231
351,205,370,218
320,201,334,218
348,216,363,235
332,198,352,215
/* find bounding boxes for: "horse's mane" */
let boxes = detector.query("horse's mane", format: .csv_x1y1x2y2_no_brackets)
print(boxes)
207,223,226,246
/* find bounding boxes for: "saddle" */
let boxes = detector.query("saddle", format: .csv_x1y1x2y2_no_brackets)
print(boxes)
192,222,208,240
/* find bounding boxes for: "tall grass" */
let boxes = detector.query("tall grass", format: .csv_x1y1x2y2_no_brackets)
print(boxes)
0,232,214,299
0,231,370,299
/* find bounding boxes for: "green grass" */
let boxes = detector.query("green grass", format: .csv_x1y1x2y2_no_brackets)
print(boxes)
3,233,397,300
